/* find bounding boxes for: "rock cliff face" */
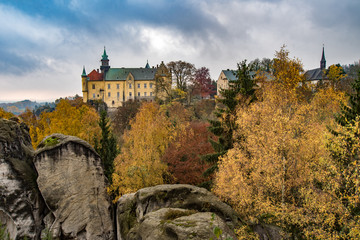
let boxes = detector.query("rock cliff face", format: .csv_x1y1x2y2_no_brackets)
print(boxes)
116,184,241,240
34,134,114,240
0,119,46,240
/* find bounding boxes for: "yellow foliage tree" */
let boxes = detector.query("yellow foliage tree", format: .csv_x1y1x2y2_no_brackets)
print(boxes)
31,99,100,148
272,45,304,94
327,118,360,238
110,102,188,200
327,64,347,89
0,107,14,119
214,81,351,239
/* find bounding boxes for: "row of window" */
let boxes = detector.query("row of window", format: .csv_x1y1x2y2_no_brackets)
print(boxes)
97,83,154,90
92,92,153,99
128,92,153,97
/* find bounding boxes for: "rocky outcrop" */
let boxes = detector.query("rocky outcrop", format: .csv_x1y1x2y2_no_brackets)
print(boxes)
116,184,241,240
0,118,47,240
0,119,282,240
34,134,114,240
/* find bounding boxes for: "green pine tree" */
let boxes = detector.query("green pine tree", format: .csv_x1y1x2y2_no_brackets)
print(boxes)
335,70,360,127
94,110,119,184
201,60,256,189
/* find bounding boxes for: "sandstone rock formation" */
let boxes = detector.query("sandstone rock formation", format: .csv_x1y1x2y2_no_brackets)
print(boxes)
116,184,241,240
0,118,46,240
34,134,114,240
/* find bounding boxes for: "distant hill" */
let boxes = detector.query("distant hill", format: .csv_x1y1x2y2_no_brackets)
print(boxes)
0,100,45,115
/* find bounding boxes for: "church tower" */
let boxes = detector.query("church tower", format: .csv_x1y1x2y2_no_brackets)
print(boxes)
320,45,326,70
100,47,110,74
81,66,88,102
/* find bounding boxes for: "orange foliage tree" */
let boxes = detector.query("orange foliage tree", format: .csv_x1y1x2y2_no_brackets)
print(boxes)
0,107,14,119
214,81,348,238
110,102,188,200
31,99,100,148
162,121,215,185
213,47,354,238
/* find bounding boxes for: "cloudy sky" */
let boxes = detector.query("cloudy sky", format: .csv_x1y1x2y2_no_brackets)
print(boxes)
0,0,359,101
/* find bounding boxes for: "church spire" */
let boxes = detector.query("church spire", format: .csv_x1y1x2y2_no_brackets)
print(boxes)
320,45,326,70
145,60,150,68
81,66,87,77
100,46,110,74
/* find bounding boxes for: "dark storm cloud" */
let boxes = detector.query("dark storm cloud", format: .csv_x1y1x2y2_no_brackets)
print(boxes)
0,47,40,74
0,0,359,101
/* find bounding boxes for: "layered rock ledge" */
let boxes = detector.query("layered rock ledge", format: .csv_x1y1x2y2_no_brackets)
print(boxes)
116,184,241,240
34,134,114,240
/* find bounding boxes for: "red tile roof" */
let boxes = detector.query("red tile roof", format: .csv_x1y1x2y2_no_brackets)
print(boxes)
88,69,103,81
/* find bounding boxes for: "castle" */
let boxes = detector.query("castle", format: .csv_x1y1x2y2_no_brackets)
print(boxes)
81,48,172,108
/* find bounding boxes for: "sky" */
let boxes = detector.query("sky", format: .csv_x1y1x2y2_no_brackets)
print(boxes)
0,0,359,102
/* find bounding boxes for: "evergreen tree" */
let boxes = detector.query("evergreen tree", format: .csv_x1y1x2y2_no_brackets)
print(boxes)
328,70,360,219
94,110,119,184
335,70,360,126
201,60,256,188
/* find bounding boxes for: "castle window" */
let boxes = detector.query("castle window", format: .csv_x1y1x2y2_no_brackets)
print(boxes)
144,83,147,88
137,83,140,89
129,83,132,89
150,83,153,88
117,84,119,89
150,92,153,96
92,84,95,89
108,84,111,89
93,93,95,99
129,92,132,97
138,92,140,97
117,92,120,98
144,92,147,96
108,92,111,97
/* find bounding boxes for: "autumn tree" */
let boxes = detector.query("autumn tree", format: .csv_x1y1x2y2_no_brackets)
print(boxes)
162,122,214,185
112,100,141,138
272,45,304,93
32,99,100,148
0,108,14,119
249,58,273,72
109,102,187,200
334,70,360,127
326,70,360,238
94,110,119,183
167,60,195,92
202,60,256,187
192,67,216,99
326,64,347,89
213,48,355,239
214,80,349,239
327,119,360,238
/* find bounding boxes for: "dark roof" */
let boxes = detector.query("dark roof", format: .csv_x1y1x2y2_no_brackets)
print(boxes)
305,68,324,81
222,70,258,81
105,68,157,81
88,70,103,81
222,70,237,81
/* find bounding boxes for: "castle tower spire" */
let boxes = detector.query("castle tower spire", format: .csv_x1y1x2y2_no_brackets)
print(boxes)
145,60,150,68
81,66,88,102
100,46,110,74
320,45,326,70
81,66,87,77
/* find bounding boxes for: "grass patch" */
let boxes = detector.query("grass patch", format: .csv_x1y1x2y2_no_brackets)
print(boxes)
44,137,59,147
